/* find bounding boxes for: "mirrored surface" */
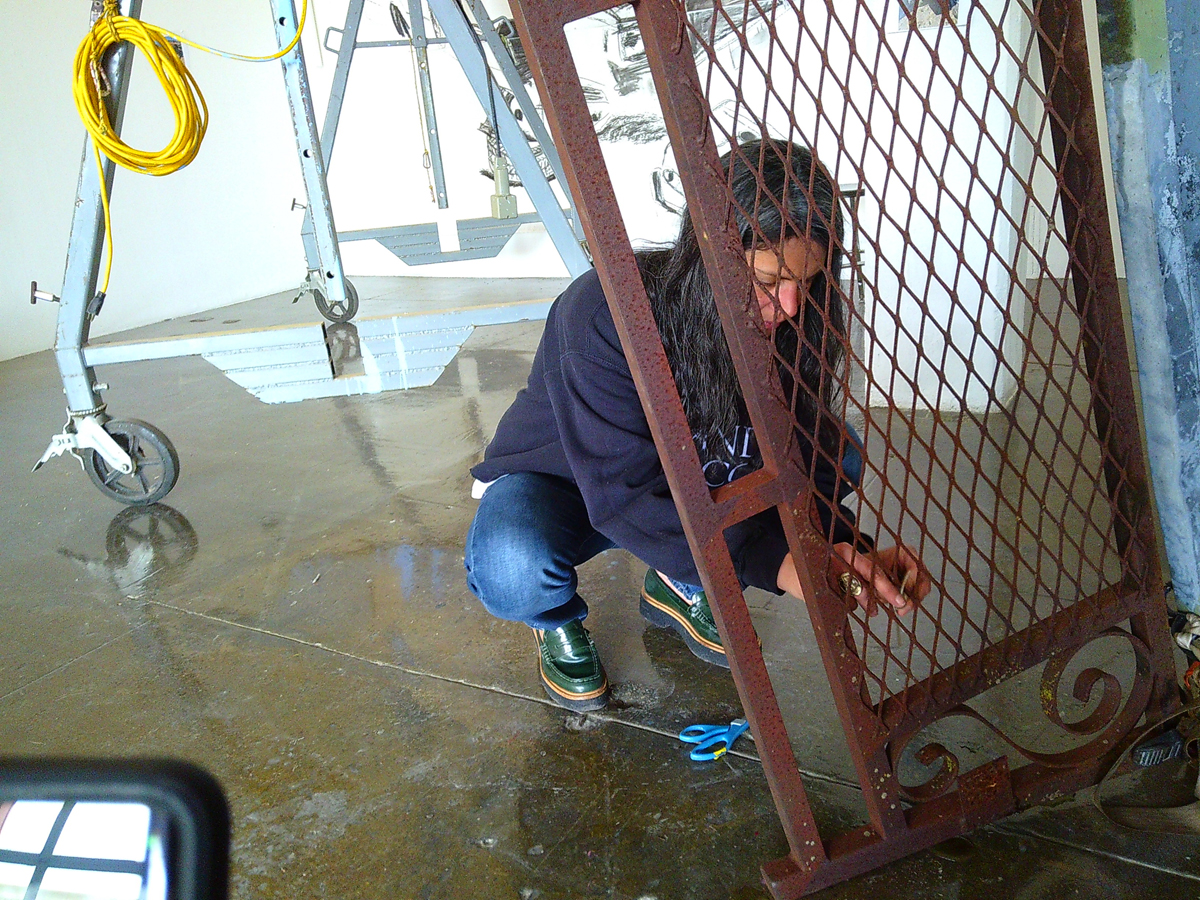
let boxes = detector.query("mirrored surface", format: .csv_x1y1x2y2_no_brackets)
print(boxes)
0,801,166,900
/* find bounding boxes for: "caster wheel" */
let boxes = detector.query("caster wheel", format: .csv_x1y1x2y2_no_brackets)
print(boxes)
83,419,180,506
313,278,359,323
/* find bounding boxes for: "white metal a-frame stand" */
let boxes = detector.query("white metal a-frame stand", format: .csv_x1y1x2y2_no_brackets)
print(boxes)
31,0,586,506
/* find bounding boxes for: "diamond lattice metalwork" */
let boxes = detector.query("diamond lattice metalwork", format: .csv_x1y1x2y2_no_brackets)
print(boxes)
508,0,1179,893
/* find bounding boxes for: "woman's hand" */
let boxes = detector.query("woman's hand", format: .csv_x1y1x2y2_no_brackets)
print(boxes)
776,545,932,617
833,542,931,617
776,553,803,598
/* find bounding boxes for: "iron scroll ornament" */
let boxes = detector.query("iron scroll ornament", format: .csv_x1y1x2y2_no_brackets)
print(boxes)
889,628,1156,804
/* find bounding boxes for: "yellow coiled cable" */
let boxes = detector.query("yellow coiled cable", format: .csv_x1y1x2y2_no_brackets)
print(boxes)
72,0,308,294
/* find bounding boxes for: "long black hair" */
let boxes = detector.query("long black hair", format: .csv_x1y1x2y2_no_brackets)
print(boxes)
637,138,847,464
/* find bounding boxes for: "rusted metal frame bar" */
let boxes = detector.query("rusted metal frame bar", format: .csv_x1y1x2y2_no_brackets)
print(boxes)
1034,0,1178,721
508,0,832,874
500,4,711,524
1008,737,1135,807
629,0,862,867
633,0,914,848
1035,0,1146,554
764,757,1017,897
779,509,903,800
711,467,787,528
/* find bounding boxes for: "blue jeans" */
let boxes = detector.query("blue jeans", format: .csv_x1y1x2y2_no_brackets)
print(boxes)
464,472,704,629
464,425,863,629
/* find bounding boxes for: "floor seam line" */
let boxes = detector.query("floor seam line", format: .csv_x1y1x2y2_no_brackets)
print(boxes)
989,821,1200,881
144,599,769,760
145,599,1200,880
144,598,552,704
0,625,148,704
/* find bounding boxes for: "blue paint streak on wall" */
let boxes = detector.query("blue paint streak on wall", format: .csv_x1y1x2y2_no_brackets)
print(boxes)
1105,0,1200,612
1165,0,1200,612
1166,0,1200,382
1105,61,1197,611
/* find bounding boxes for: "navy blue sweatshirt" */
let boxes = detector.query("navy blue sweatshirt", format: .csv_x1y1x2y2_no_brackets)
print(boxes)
471,269,860,593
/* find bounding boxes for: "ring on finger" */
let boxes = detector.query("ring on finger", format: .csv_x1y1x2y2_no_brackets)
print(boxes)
838,572,863,597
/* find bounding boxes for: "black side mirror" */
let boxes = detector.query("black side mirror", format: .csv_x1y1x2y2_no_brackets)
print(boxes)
0,759,229,900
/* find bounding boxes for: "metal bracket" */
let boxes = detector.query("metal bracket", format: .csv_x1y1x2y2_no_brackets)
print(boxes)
33,415,133,475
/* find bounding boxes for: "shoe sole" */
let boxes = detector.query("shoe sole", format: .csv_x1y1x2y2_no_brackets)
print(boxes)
534,632,610,712
640,591,730,669
538,658,610,711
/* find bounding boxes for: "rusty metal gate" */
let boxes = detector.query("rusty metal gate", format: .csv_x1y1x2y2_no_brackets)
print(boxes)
508,0,1179,893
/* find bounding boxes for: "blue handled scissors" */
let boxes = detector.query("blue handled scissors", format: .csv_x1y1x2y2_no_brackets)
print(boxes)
679,718,750,761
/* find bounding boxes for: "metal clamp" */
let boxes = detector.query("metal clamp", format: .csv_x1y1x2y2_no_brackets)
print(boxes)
32,415,133,475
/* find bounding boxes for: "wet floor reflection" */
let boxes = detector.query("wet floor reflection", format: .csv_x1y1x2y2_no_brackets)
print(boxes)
8,308,1196,898
59,504,198,599
325,323,364,378
391,545,454,603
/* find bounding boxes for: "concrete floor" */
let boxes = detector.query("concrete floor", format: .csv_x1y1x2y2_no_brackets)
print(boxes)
2,277,1199,898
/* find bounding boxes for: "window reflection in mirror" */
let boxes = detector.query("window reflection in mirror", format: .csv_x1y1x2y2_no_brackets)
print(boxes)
0,800,167,900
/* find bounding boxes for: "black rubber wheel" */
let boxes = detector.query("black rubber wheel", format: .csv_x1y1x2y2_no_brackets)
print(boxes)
83,419,180,506
313,278,359,323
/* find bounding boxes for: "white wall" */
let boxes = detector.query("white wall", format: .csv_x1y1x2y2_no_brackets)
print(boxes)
3,2,309,361
1,0,567,363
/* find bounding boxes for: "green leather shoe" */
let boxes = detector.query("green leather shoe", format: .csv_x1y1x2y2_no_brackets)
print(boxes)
640,569,729,668
534,620,610,711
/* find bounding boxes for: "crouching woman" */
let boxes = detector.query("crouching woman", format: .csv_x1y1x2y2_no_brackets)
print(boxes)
464,138,930,710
